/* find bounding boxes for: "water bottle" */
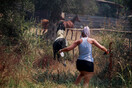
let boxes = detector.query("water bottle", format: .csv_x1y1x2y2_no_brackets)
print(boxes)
60,52,64,57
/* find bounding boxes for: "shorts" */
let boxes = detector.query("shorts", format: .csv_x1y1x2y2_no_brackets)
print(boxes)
76,59,94,72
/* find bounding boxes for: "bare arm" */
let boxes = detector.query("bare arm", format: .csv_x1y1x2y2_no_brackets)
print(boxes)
59,39,81,53
92,39,109,54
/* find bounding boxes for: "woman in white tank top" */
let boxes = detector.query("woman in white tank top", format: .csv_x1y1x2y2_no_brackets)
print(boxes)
59,26,109,88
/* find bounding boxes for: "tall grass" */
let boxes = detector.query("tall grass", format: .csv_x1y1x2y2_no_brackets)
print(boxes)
0,21,131,88
91,31,131,88
116,62,132,88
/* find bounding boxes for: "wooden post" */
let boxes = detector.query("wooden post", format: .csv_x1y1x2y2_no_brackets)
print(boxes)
109,42,113,81
65,29,69,39
73,48,74,61
75,30,78,40
71,30,73,40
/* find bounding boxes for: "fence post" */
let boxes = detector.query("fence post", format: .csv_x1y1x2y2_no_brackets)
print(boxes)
75,30,78,40
109,42,113,84
71,30,73,40
65,28,69,38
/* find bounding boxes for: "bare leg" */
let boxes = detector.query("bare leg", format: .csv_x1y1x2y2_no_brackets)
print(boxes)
83,72,94,88
75,73,84,85
75,71,94,88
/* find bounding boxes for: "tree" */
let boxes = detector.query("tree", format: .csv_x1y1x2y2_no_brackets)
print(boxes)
33,0,98,21
0,0,34,45
33,0,98,40
33,0,67,22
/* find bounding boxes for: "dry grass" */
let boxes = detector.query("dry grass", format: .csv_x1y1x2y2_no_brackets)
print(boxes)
0,27,131,88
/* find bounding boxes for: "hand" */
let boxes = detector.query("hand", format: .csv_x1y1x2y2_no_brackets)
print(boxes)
106,50,109,54
103,50,109,55
59,49,62,53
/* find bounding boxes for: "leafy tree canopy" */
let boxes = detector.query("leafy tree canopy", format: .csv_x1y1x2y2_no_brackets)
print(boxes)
0,0,34,45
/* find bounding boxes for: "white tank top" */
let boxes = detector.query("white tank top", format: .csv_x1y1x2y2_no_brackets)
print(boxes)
78,37,94,62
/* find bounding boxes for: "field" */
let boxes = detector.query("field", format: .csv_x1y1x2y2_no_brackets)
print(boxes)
0,27,131,88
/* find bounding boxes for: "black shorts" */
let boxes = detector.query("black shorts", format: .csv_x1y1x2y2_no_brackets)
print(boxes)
76,59,94,72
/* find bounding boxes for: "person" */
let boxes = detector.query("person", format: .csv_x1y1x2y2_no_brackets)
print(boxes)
59,26,109,88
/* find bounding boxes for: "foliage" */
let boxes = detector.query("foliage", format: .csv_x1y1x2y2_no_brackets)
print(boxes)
0,25,131,88
0,0,34,45
33,0,97,22
0,0,131,88
32,0,98,40
92,32,132,88
116,62,132,88
33,0,67,22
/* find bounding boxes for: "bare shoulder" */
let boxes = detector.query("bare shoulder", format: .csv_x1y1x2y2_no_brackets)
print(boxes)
74,38,82,45
87,38,96,44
